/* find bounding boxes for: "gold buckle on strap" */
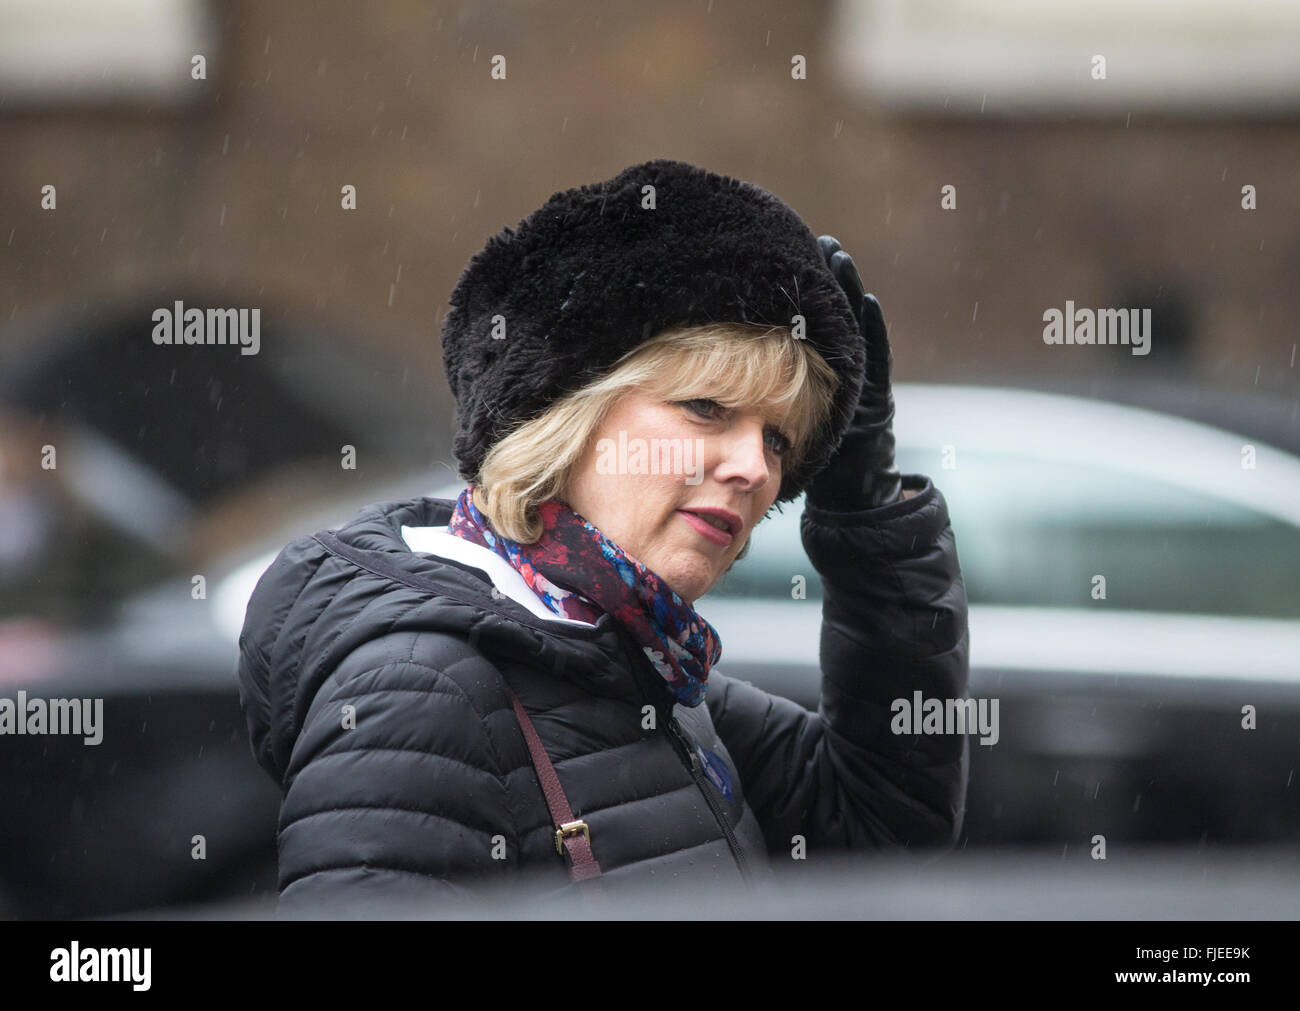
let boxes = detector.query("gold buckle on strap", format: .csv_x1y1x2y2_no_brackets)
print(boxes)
554,819,590,855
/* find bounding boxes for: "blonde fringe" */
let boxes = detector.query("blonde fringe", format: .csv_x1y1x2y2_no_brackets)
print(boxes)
471,322,839,545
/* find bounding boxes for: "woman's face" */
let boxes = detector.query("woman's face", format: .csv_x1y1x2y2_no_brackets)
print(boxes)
563,387,791,605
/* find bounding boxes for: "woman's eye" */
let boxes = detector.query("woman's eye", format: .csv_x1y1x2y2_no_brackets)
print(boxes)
680,398,721,417
766,431,792,456
680,400,791,456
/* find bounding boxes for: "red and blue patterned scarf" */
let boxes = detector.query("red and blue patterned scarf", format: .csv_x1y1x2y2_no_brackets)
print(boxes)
446,484,721,707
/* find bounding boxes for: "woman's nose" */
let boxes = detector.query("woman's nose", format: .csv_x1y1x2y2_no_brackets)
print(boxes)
714,420,774,490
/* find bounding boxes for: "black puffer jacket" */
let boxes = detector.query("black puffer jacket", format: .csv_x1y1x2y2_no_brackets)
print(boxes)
236,475,969,913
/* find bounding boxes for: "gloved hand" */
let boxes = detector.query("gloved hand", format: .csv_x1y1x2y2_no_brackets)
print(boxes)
805,235,903,511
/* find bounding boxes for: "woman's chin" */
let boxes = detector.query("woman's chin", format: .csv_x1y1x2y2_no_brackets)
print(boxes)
662,565,716,607
641,537,725,605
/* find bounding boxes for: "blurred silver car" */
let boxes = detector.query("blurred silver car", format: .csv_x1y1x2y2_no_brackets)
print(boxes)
701,384,1300,845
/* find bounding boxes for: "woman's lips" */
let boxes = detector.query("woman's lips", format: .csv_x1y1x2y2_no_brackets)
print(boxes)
678,510,734,546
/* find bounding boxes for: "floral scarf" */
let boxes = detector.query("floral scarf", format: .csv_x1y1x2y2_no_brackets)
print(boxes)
446,485,721,707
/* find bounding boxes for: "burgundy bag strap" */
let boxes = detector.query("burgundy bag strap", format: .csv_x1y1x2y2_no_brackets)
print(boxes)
506,687,606,900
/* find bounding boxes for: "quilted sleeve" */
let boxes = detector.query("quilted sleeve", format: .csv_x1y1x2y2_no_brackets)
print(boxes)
706,475,970,853
273,647,516,917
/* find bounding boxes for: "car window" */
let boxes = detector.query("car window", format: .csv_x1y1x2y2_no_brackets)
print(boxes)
706,449,1300,620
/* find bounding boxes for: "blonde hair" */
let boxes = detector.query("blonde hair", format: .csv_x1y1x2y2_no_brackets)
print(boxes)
471,322,840,546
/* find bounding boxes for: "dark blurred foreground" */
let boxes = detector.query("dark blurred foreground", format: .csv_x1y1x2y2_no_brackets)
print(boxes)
106,847,1300,920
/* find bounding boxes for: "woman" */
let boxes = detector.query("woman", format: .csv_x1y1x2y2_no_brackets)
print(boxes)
236,159,969,916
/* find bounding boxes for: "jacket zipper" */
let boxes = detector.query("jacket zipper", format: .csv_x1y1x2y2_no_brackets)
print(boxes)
667,716,752,886
616,633,752,885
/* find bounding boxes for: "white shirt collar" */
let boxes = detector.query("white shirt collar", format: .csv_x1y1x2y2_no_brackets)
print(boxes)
400,525,596,627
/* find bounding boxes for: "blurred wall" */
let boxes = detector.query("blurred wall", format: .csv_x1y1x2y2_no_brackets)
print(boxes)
2,0,1297,413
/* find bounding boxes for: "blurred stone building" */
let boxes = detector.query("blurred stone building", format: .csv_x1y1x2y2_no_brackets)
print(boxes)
2,0,1297,436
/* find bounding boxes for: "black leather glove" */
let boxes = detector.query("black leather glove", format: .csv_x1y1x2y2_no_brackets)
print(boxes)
805,235,903,511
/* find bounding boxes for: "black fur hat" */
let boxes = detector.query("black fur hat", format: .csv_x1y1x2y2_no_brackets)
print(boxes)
439,158,865,505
